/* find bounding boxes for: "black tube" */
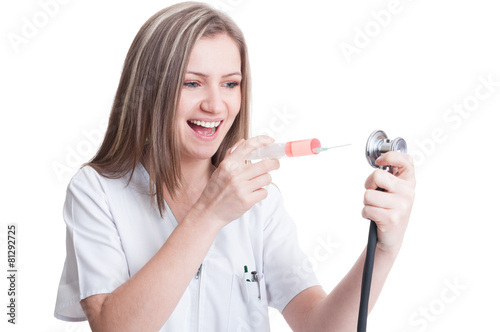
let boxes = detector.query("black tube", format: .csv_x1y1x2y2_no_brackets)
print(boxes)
357,220,378,332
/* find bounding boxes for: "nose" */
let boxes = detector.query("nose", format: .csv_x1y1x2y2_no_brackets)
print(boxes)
200,85,225,114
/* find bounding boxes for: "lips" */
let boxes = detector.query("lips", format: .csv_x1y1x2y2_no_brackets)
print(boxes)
187,119,223,138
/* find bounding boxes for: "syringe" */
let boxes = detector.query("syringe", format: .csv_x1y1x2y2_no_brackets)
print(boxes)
246,138,350,161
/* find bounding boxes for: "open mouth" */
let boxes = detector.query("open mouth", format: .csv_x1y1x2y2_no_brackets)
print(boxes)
187,120,222,137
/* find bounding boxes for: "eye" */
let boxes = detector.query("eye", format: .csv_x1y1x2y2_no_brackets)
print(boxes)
222,81,240,89
184,81,200,88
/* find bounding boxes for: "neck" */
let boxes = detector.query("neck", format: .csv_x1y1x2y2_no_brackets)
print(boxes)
177,156,214,194
141,149,214,202
167,156,214,217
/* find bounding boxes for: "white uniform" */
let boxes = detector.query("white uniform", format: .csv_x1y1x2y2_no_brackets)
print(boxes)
54,164,319,331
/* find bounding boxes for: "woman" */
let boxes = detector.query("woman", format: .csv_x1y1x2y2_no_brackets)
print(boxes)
54,2,416,331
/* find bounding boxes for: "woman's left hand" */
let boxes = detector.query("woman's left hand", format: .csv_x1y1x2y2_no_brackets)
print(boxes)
362,151,416,254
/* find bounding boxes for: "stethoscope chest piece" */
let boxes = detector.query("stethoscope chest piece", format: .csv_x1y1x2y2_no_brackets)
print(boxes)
365,130,407,169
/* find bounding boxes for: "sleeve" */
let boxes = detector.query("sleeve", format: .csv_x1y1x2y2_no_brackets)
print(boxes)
263,185,321,313
54,167,130,322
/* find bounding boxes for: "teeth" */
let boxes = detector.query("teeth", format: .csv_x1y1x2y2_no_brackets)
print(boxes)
189,120,221,128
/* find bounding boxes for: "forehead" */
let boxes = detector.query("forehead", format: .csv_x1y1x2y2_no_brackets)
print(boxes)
187,33,241,74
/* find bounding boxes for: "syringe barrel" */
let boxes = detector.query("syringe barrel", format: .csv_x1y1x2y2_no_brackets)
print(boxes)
246,142,288,160
246,139,321,160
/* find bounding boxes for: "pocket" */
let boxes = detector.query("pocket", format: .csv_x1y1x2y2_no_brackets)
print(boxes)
227,273,270,332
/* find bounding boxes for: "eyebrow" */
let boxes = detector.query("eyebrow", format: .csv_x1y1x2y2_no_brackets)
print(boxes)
186,71,242,78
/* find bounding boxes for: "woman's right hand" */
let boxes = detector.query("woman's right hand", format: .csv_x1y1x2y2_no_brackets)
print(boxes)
194,135,280,228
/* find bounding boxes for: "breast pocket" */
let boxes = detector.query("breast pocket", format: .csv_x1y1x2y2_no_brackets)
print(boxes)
226,272,270,332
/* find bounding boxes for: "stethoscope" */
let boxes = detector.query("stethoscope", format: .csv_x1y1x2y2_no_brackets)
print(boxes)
358,130,407,332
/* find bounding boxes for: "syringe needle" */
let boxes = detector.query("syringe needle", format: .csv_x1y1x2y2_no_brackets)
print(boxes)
323,144,351,150
313,144,351,153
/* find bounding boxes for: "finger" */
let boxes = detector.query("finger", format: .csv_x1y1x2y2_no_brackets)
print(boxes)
375,151,415,181
241,158,280,180
363,189,401,209
247,187,269,204
245,172,274,192
364,169,400,192
229,135,275,161
361,205,391,231
225,138,245,159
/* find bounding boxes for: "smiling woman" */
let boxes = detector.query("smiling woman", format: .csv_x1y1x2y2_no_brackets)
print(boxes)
53,1,415,332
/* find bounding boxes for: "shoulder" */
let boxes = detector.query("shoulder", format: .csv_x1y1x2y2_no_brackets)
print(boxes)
65,164,150,213
67,165,110,196
68,164,145,192
71,165,104,183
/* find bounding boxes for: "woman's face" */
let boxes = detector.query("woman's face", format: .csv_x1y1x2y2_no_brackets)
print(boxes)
176,33,242,163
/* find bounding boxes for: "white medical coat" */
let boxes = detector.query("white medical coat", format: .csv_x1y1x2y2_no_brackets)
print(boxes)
54,164,319,331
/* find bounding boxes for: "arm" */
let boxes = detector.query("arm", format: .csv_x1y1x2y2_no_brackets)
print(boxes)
283,152,416,331
81,137,280,332
81,207,223,332
283,245,399,331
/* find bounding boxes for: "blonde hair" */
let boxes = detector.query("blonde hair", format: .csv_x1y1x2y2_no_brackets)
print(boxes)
87,2,250,216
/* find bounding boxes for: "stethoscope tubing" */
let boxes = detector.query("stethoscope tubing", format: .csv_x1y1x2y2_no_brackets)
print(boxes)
358,219,378,332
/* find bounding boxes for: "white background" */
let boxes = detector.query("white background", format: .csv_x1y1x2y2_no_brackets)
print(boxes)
1,0,499,331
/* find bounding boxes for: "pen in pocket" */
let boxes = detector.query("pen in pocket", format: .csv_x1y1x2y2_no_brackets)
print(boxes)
243,266,261,300
251,271,261,300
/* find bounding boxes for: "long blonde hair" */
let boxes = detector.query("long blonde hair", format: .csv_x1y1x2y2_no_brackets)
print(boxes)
87,2,250,215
